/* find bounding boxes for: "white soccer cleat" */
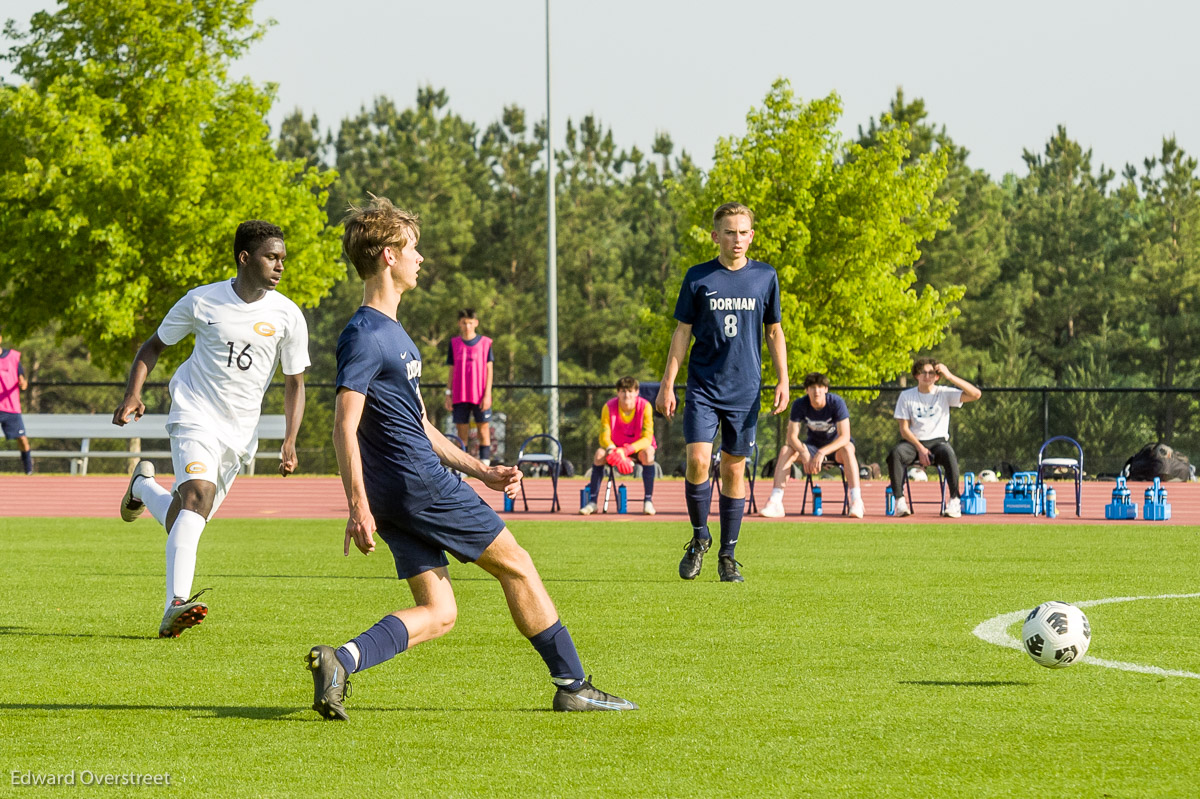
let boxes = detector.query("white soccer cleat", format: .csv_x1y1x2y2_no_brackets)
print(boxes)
848,498,864,519
760,496,785,518
943,497,962,518
579,501,597,516
643,499,656,516
894,497,912,517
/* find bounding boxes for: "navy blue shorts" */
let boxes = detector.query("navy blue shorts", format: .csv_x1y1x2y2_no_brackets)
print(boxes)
0,412,26,439
683,396,760,456
804,437,855,456
452,403,492,425
375,479,506,580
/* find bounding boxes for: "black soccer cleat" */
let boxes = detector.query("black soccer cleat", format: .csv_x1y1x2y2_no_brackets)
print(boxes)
307,645,352,721
553,676,638,712
718,555,744,583
678,536,711,580
158,588,210,638
120,460,156,522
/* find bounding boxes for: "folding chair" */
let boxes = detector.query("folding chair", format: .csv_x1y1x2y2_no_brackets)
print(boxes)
903,464,947,515
1036,435,1083,517
445,434,468,477
711,441,758,514
799,462,849,515
514,434,562,512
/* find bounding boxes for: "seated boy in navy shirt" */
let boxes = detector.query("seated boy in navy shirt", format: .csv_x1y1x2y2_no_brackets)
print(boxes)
761,372,864,518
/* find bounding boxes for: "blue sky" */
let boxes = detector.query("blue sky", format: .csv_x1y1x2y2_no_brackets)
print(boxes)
5,0,1199,179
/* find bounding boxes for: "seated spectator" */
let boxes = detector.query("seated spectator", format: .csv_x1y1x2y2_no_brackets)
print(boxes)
761,372,864,518
887,358,982,518
581,377,657,516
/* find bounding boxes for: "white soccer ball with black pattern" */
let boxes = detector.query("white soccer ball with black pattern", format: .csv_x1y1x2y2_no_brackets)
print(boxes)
1021,601,1091,668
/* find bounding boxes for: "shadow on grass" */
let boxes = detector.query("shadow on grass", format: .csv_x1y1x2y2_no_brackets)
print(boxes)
898,680,1032,687
0,703,304,720
102,573,678,584
0,629,153,641
0,703,548,718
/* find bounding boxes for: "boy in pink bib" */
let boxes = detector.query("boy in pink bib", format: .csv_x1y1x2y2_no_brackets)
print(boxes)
0,331,32,474
581,376,657,515
443,309,495,464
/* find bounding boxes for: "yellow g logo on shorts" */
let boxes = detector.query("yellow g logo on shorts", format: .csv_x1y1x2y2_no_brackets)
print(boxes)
253,322,277,337
185,462,208,474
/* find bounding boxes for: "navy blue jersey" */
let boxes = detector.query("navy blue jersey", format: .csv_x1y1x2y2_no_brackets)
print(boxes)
337,306,459,515
789,392,850,447
673,258,782,409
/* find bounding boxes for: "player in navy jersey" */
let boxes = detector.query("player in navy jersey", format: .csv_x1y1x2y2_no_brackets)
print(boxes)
306,196,635,719
656,202,788,582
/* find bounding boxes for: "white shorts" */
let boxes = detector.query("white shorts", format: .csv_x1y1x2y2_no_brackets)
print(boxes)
169,423,256,520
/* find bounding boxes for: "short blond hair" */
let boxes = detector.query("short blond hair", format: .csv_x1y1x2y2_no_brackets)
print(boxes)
341,195,420,279
713,202,754,229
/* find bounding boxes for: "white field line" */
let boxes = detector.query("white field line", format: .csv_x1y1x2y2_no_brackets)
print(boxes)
972,593,1200,679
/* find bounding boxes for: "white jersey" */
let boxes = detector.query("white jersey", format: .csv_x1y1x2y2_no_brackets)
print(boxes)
893,385,963,441
157,279,309,455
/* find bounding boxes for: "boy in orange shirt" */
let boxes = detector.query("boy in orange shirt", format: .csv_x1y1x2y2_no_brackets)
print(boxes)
580,377,657,515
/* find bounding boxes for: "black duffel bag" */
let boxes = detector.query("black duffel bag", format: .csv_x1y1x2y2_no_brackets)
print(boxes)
1123,442,1193,482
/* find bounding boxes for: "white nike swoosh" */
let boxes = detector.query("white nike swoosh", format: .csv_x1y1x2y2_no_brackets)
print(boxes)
705,290,718,296
400,352,408,359
581,696,636,710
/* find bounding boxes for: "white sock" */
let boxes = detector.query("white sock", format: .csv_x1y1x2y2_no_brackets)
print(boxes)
850,487,861,501
341,641,362,670
770,487,784,501
134,476,173,528
165,509,206,610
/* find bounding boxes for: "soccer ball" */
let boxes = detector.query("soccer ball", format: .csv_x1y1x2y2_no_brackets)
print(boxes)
1021,601,1091,669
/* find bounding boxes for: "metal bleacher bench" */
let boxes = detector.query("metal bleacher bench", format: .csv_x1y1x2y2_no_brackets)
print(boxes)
0,413,287,475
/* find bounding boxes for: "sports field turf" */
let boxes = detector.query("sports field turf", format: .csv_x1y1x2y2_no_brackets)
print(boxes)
3,517,1199,797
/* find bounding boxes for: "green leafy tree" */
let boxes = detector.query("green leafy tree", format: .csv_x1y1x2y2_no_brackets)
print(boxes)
860,90,1010,364
1003,127,1131,380
0,0,342,371
1117,138,1200,440
643,80,958,389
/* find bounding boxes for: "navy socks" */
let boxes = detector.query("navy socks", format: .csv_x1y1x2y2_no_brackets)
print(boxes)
587,464,605,503
20,450,32,474
528,619,585,690
337,614,409,674
718,493,744,557
684,479,713,540
642,464,655,500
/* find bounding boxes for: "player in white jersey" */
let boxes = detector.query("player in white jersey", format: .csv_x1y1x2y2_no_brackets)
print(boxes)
112,221,310,638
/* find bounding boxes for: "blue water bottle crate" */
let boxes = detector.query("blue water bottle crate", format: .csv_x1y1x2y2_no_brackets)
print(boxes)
1105,476,1138,520
962,472,987,515
1003,472,1041,514
1142,477,1172,521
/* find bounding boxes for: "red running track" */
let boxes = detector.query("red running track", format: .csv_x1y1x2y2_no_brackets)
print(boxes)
1,474,1198,525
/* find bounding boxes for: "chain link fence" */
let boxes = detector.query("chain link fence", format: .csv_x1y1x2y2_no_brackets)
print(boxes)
9,382,1200,478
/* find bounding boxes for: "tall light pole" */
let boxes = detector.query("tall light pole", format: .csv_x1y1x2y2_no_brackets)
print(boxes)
544,0,559,441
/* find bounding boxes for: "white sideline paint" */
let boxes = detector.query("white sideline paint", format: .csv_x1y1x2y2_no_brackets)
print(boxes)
972,593,1200,680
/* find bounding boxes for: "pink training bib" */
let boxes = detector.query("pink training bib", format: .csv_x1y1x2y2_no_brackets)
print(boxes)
606,396,656,448
0,349,22,414
450,336,492,405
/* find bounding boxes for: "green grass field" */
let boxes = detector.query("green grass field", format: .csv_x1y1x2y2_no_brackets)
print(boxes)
3,517,1199,797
